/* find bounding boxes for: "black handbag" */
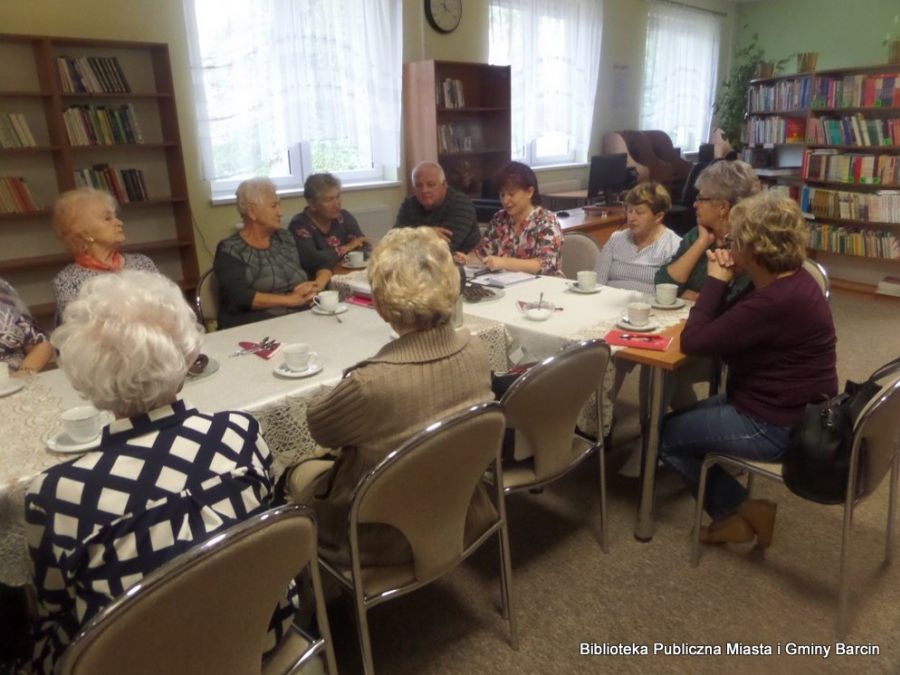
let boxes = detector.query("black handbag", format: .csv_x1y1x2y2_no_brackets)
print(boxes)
782,357,900,505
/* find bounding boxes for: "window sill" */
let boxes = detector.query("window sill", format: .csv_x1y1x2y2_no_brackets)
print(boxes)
532,162,589,172
208,179,403,207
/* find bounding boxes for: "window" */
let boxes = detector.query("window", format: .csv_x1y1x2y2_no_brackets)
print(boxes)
488,0,602,167
184,0,402,198
640,1,722,153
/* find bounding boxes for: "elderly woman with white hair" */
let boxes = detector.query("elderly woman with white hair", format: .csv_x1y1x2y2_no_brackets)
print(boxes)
288,227,496,566
52,187,158,318
213,177,332,328
24,271,298,674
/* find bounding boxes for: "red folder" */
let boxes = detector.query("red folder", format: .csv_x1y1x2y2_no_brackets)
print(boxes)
604,329,673,352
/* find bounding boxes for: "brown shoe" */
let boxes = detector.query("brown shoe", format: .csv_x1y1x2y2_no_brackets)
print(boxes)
700,514,755,545
737,499,777,549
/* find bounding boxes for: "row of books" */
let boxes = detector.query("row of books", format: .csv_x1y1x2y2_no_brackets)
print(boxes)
811,73,900,109
800,185,900,224
63,104,145,146
56,55,132,94
437,122,484,153
0,113,37,148
0,177,41,213
746,116,805,146
74,164,148,203
806,222,899,259
801,149,899,186
436,78,466,109
806,115,899,147
748,78,812,112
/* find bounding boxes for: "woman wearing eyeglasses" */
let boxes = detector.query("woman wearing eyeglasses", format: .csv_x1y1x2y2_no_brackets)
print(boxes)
654,159,760,301
660,192,837,548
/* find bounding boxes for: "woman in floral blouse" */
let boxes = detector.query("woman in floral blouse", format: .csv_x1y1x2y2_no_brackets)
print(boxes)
0,278,53,375
460,161,563,276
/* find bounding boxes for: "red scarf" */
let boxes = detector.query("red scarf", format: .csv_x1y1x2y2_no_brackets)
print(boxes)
75,252,124,272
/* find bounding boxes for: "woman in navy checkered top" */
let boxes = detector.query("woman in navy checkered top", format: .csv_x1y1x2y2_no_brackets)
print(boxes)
23,271,298,675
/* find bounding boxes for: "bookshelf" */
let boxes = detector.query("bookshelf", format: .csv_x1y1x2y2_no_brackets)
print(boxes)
744,65,900,293
0,33,198,324
402,60,511,197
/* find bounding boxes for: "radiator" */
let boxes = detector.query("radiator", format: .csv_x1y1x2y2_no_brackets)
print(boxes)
540,179,582,193
353,205,394,244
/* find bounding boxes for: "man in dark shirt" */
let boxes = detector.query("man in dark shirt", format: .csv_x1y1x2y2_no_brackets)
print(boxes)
394,161,481,253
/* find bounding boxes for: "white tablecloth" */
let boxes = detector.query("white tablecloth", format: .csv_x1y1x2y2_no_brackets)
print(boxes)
0,306,508,586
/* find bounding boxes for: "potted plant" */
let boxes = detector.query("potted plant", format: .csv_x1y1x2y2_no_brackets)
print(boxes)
713,32,766,150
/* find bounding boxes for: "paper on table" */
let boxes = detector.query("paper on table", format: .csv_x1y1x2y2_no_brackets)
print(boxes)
343,278,372,297
603,329,672,352
470,271,536,288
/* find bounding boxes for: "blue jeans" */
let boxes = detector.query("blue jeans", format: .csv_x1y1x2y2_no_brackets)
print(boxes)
659,394,792,519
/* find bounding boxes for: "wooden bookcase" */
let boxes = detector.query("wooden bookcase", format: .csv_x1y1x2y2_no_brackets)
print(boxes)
402,60,511,198
0,33,198,324
743,65,900,293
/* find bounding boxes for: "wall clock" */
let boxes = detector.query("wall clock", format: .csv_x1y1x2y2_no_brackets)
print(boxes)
425,0,462,34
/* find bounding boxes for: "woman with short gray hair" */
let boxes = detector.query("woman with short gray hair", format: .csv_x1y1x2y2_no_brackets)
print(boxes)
289,172,370,272
214,177,332,328
655,159,760,301
25,270,298,673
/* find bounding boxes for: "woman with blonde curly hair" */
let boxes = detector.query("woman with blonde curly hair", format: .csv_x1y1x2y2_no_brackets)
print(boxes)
288,227,496,566
660,192,837,549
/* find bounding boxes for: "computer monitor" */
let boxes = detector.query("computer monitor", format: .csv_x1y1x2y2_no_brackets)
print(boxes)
586,154,628,204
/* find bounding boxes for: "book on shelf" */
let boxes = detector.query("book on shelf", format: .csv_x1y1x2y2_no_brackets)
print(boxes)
438,78,465,109
812,72,899,108
800,185,900,223
74,164,148,203
808,114,900,147
63,104,145,146
801,149,894,185
56,55,132,94
0,113,37,148
876,275,900,298
807,222,900,259
0,177,42,213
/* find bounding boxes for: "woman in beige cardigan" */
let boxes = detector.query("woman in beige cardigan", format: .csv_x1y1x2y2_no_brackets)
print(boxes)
288,227,496,566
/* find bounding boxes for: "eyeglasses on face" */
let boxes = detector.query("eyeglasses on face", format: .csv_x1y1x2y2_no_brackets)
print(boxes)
694,195,715,203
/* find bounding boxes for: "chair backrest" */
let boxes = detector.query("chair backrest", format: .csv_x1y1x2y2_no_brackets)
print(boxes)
586,153,628,202
561,232,602,279
349,402,505,584
58,505,318,675
851,372,900,500
195,269,220,327
500,340,611,480
802,259,830,301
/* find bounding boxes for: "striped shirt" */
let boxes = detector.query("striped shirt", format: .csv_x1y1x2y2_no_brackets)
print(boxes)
595,227,682,295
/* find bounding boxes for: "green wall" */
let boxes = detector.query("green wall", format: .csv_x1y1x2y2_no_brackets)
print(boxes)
738,0,899,72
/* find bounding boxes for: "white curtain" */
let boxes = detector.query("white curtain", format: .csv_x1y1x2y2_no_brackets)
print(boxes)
184,0,402,185
640,1,722,153
489,0,602,165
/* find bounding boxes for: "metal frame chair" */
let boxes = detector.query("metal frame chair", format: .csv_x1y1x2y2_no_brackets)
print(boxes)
318,402,515,675
802,258,831,301
500,339,612,551
560,232,603,280
57,505,337,675
690,373,900,635
194,268,219,330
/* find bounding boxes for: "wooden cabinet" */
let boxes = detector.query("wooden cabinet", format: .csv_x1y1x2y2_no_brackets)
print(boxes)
402,60,511,198
744,65,900,292
0,33,198,323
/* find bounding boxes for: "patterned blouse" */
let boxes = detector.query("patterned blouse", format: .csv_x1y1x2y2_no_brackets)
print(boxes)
53,254,158,319
24,400,299,675
477,206,564,276
0,278,47,370
595,227,682,295
289,207,370,272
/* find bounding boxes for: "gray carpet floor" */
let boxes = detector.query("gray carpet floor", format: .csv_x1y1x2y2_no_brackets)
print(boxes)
323,290,900,674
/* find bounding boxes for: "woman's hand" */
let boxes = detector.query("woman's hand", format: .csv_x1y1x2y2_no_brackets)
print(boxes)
288,281,319,307
452,251,468,265
482,255,506,272
706,248,735,282
698,225,717,248
347,236,368,251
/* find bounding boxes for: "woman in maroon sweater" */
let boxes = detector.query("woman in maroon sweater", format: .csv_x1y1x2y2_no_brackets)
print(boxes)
660,192,837,547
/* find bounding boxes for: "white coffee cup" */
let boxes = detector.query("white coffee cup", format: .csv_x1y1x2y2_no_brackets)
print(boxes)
345,250,365,267
62,406,103,443
0,362,9,385
577,270,598,291
655,283,679,306
626,302,651,327
283,343,312,371
313,290,339,312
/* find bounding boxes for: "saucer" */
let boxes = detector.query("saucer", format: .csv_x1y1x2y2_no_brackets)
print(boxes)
273,358,324,379
185,357,220,383
0,379,25,398
46,412,114,453
566,281,602,295
312,304,349,316
616,318,660,332
651,299,687,310
524,308,554,322
342,261,367,270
